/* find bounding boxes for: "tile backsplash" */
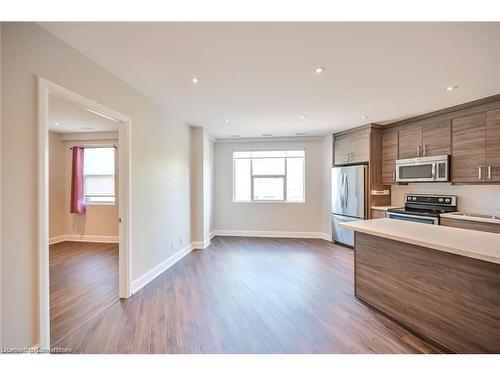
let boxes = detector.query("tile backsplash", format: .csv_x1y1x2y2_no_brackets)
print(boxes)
391,183,500,216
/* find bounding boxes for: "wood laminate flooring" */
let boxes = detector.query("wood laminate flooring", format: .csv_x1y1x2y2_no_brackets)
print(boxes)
50,241,119,345
55,237,440,353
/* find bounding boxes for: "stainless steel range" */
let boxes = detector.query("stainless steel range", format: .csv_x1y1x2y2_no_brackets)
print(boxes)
386,193,457,225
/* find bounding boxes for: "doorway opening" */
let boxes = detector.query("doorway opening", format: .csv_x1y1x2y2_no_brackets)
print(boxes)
38,78,132,349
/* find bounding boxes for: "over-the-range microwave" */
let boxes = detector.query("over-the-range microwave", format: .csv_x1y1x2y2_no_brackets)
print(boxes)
395,155,450,183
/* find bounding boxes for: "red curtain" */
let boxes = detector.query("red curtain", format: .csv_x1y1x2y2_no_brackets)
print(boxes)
70,147,86,214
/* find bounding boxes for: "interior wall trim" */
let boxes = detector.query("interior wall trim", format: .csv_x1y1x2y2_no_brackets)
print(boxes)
214,229,332,240
192,238,211,249
49,235,119,245
131,243,194,295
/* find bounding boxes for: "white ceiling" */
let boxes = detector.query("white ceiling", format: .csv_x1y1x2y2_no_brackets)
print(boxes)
40,22,500,138
49,95,119,133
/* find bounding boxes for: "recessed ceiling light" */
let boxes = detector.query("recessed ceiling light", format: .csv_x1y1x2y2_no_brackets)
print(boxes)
224,118,230,123
262,133,273,137
192,77,199,84
445,85,458,92
55,122,60,126
313,66,326,75
299,115,307,119
360,115,368,120
229,135,240,138
80,126,95,130
296,132,307,136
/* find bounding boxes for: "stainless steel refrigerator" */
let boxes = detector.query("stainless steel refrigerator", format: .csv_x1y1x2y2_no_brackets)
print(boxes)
331,164,367,247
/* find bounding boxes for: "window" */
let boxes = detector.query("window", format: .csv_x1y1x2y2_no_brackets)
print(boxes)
233,150,305,202
83,147,116,204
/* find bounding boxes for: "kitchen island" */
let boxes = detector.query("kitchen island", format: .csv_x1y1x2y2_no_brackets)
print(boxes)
340,218,500,353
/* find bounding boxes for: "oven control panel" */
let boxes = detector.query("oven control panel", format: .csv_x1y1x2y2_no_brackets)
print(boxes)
405,194,457,206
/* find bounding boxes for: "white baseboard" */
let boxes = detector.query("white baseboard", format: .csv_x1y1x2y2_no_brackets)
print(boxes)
49,234,119,244
213,229,332,240
49,235,67,245
321,232,333,241
192,237,211,249
131,243,194,294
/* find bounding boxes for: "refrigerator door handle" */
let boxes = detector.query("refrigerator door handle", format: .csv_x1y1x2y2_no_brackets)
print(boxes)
341,173,346,208
345,173,349,208
340,173,345,208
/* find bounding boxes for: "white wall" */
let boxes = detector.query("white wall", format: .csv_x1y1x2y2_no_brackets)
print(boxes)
214,138,326,234
1,23,192,347
392,183,500,216
0,21,3,348
48,132,66,237
322,135,333,236
190,127,204,242
209,139,215,235
190,127,215,244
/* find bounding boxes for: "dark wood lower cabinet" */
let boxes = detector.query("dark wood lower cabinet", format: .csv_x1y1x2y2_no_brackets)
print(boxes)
354,232,500,353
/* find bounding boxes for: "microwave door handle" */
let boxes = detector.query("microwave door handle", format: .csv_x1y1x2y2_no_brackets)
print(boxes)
432,162,437,180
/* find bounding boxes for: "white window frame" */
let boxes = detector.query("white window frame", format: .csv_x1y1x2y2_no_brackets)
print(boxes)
83,146,117,206
233,149,305,203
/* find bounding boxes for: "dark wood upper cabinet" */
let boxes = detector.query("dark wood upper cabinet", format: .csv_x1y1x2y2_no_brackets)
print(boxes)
381,131,398,184
486,109,500,182
398,121,451,159
376,94,500,185
452,113,486,183
333,128,370,165
398,127,423,159
422,120,451,156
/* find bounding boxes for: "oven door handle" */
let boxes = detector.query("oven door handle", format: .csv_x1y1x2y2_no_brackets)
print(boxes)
387,211,439,225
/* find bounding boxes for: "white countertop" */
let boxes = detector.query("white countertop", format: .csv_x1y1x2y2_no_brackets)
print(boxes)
440,212,500,225
339,218,500,264
370,205,402,211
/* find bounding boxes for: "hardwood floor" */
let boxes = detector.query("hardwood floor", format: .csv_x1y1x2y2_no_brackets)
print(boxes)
55,237,440,353
50,241,119,345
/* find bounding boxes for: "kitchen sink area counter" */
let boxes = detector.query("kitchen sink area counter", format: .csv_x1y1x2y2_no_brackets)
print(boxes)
441,211,500,224
340,218,500,353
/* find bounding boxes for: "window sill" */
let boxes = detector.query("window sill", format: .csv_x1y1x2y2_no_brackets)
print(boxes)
85,202,116,206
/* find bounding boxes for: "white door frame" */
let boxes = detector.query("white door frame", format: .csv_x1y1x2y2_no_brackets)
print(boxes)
37,77,132,349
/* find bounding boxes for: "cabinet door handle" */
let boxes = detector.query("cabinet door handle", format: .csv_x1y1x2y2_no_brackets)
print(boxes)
416,145,420,157
392,170,396,182
423,144,427,156
478,166,482,180
488,166,492,180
